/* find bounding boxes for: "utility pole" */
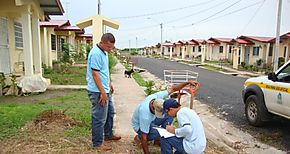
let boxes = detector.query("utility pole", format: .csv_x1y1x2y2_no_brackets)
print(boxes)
129,40,131,53
136,37,138,54
274,0,282,71
160,23,163,56
98,0,101,15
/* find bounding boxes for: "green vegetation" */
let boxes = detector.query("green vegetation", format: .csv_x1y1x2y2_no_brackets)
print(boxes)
132,72,147,87
43,65,86,85
109,53,118,74
178,60,201,64
0,90,91,140
203,64,229,72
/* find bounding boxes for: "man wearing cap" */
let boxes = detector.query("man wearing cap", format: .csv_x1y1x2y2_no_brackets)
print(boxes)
161,98,206,154
131,81,198,154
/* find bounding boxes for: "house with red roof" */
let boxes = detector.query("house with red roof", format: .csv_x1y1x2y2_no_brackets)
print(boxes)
271,32,290,63
231,36,274,69
0,0,64,77
187,39,205,60
173,41,186,59
162,41,174,58
204,37,233,62
40,20,84,67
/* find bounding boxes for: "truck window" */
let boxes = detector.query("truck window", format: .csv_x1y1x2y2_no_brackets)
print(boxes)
277,63,290,83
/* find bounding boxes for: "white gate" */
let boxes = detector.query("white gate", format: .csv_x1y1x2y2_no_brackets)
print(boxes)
0,17,11,74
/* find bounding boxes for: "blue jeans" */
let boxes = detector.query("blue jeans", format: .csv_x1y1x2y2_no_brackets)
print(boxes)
137,114,173,141
88,91,115,147
160,136,186,154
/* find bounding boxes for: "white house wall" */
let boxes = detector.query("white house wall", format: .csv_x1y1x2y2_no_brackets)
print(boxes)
0,0,46,76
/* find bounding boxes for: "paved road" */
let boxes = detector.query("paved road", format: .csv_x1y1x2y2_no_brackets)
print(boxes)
133,57,290,150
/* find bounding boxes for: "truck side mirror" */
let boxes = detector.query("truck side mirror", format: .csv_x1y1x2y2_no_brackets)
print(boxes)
268,72,278,81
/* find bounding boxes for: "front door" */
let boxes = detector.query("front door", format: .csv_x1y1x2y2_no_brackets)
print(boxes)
0,17,11,74
244,46,250,64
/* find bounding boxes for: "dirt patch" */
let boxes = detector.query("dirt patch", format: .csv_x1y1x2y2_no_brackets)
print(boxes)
28,109,79,132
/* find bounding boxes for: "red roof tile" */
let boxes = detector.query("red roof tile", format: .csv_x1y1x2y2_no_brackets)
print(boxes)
40,20,69,27
210,38,233,43
55,25,81,31
238,36,274,43
77,34,93,38
207,39,219,44
163,42,173,46
231,38,254,44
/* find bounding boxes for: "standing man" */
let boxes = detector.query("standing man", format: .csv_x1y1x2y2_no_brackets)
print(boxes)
87,33,121,151
161,98,206,154
131,81,198,154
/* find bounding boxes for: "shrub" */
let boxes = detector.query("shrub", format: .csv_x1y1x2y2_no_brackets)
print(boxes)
145,80,156,96
108,53,118,74
278,57,285,67
241,62,246,68
256,59,263,66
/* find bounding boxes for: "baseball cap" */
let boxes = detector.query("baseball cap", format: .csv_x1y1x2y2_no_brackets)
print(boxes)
153,99,165,118
163,98,178,111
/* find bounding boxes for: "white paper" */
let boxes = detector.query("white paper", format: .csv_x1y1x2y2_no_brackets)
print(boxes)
153,127,175,138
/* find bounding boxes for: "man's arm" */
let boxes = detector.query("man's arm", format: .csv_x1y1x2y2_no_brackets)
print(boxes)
167,80,197,95
140,132,150,154
92,70,108,106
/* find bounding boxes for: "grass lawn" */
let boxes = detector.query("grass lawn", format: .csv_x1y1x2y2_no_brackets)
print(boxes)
203,64,231,72
43,66,87,85
0,90,91,140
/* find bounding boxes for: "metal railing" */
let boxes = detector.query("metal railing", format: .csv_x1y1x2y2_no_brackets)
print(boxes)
164,70,198,85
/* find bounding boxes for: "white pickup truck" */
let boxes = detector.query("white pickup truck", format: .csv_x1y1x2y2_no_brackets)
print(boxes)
242,60,290,126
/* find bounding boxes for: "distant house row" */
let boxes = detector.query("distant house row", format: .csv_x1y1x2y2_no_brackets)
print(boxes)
144,34,290,69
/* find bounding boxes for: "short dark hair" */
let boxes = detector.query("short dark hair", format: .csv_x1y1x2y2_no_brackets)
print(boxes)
101,33,115,43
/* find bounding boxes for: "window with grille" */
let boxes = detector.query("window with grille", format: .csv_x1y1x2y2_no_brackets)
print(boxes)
198,46,201,52
253,47,259,56
192,46,195,52
51,34,56,50
269,46,273,56
14,21,23,48
219,46,223,53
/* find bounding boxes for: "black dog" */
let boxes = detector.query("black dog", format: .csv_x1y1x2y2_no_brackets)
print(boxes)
124,69,134,78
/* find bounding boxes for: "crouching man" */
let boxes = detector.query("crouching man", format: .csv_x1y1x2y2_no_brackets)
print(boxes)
162,98,206,154
131,81,198,154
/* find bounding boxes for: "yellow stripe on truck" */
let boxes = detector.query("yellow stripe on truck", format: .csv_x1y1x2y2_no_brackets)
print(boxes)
245,81,290,93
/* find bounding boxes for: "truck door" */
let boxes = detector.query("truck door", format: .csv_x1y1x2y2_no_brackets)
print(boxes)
264,62,290,117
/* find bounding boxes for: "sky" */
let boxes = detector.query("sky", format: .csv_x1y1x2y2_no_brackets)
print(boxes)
51,0,290,49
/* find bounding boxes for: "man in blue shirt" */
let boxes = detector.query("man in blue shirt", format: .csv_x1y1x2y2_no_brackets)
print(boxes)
87,33,121,151
162,98,206,154
131,81,198,154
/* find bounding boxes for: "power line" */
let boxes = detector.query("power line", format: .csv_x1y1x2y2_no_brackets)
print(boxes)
111,0,218,19
164,0,232,24
118,0,231,32
175,0,243,28
239,0,266,34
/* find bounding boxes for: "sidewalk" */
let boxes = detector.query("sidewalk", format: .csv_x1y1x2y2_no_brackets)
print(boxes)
112,62,285,153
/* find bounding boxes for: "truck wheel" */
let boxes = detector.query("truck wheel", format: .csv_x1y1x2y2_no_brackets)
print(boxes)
245,95,266,126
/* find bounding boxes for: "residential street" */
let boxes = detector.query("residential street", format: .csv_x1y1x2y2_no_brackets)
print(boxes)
133,56,290,151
